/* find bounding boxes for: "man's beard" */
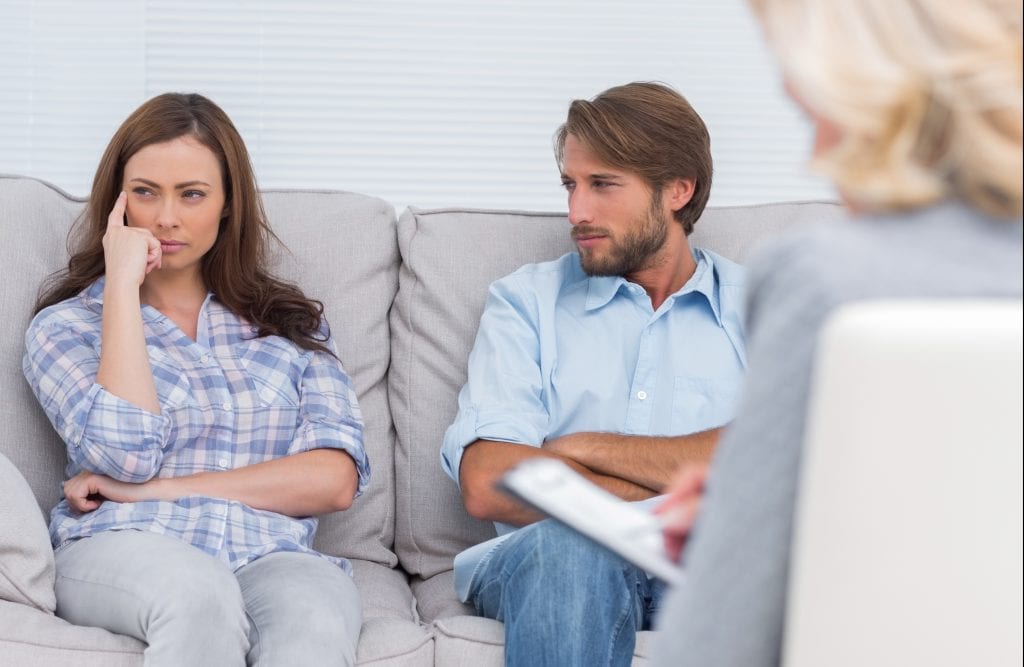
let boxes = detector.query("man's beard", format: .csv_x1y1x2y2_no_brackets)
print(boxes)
575,197,670,277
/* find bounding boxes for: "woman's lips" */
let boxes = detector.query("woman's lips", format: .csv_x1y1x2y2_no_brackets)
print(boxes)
159,240,186,253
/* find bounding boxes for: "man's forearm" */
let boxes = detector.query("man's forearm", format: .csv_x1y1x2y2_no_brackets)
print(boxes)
542,428,723,492
459,439,657,526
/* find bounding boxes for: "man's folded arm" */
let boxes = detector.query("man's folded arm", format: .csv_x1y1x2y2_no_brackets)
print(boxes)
459,438,658,526
541,427,724,492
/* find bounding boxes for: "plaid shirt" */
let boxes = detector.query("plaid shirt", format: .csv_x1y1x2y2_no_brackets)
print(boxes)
23,278,370,574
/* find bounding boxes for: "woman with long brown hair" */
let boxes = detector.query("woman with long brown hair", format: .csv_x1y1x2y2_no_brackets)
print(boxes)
24,92,369,666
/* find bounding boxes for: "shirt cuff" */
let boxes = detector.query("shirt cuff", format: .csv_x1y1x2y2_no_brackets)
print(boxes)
291,419,371,497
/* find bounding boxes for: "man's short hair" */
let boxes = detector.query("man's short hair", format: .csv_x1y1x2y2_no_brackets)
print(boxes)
554,82,713,235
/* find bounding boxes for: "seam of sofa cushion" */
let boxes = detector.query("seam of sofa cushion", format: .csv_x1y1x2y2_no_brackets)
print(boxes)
358,633,435,665
0,637,143,655
393,209,426,575
407,205,566,219
430,618,504,647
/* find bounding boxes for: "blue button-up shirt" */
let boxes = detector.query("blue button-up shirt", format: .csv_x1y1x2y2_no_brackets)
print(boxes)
23,278,370,574
441,248,746,599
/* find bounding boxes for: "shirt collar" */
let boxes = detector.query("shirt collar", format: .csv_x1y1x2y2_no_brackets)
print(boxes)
583,249,724,325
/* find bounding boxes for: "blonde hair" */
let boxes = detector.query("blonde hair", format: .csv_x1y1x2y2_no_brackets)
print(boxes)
749,0,1023,218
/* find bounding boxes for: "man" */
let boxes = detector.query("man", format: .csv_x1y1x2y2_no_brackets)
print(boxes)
440,81,747,667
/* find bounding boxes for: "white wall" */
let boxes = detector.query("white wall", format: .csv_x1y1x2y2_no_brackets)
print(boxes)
0,0,833,214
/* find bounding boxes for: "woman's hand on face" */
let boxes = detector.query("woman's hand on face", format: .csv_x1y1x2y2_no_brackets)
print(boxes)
102,191,161,287
63,470,168,513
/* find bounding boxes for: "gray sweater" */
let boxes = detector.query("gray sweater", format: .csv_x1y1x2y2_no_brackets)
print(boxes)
654,202,1023,666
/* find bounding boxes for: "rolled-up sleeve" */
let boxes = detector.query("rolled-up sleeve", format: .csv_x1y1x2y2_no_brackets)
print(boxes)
440,276,550,486
287,338,370,497
22,321,169,482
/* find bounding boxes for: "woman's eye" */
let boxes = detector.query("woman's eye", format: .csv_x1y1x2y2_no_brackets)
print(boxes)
183,190,206,200
132,187,153,196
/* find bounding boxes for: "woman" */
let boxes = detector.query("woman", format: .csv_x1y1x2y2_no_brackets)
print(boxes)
653,0,1022,665
23,93,370,666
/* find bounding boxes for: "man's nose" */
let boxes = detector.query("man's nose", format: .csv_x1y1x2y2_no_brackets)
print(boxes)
567,190,591,226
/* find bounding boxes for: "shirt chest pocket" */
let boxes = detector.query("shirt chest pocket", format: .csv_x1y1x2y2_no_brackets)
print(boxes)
236,337,303,408
670,376,741,435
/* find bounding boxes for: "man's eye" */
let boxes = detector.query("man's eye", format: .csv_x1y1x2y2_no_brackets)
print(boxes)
561,181,575,191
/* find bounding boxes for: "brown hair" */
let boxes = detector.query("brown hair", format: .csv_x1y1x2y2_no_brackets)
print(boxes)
35,92,333,355
554,82,713,235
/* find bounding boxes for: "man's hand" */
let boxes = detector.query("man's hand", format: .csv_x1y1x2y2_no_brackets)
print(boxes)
63,470,167,514
654,462,709,563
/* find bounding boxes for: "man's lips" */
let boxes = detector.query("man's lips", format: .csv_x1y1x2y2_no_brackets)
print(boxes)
572,228,608,248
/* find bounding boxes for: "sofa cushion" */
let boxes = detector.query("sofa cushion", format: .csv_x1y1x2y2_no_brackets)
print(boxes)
0,175,399,567
0,452,57,613
411,570,474,623
0,600,144,666
389,201,843,578
262,188,400,566
0,175,84,517
0,599,434,667
431,615,658,666
390,207,576,577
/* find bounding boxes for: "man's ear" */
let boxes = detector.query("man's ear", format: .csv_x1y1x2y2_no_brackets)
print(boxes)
665,178,696,213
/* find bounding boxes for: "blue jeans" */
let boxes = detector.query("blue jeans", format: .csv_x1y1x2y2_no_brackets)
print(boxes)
54,530,361,666
469,520,664,667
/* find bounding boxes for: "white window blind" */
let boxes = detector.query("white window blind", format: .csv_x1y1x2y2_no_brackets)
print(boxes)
0,0,833,213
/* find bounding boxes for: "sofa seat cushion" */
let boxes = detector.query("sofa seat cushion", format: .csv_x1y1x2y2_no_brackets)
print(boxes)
0,600,144,666
0,561,433,667
431,615,657,666
411,570,474,623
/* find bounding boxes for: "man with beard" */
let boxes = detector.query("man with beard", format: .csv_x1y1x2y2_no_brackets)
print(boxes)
440,82,747,667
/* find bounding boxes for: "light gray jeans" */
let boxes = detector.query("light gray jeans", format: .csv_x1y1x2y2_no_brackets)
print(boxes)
54,530,361,666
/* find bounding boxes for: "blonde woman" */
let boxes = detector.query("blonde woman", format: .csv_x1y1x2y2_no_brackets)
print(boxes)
653,1,1022,664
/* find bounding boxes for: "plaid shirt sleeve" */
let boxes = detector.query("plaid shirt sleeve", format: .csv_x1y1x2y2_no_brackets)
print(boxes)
287,335,371,497
23,318,170,483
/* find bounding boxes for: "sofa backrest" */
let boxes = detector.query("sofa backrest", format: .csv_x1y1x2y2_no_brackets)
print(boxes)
0,174,399,567
389,200,845,578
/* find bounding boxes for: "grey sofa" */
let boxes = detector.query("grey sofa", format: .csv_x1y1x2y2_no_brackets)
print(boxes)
0,173,842,665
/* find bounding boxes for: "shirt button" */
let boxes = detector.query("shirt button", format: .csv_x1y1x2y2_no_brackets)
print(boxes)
218,458,229,468
201,354,211,364
637,390,648,400
222,402,232,411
